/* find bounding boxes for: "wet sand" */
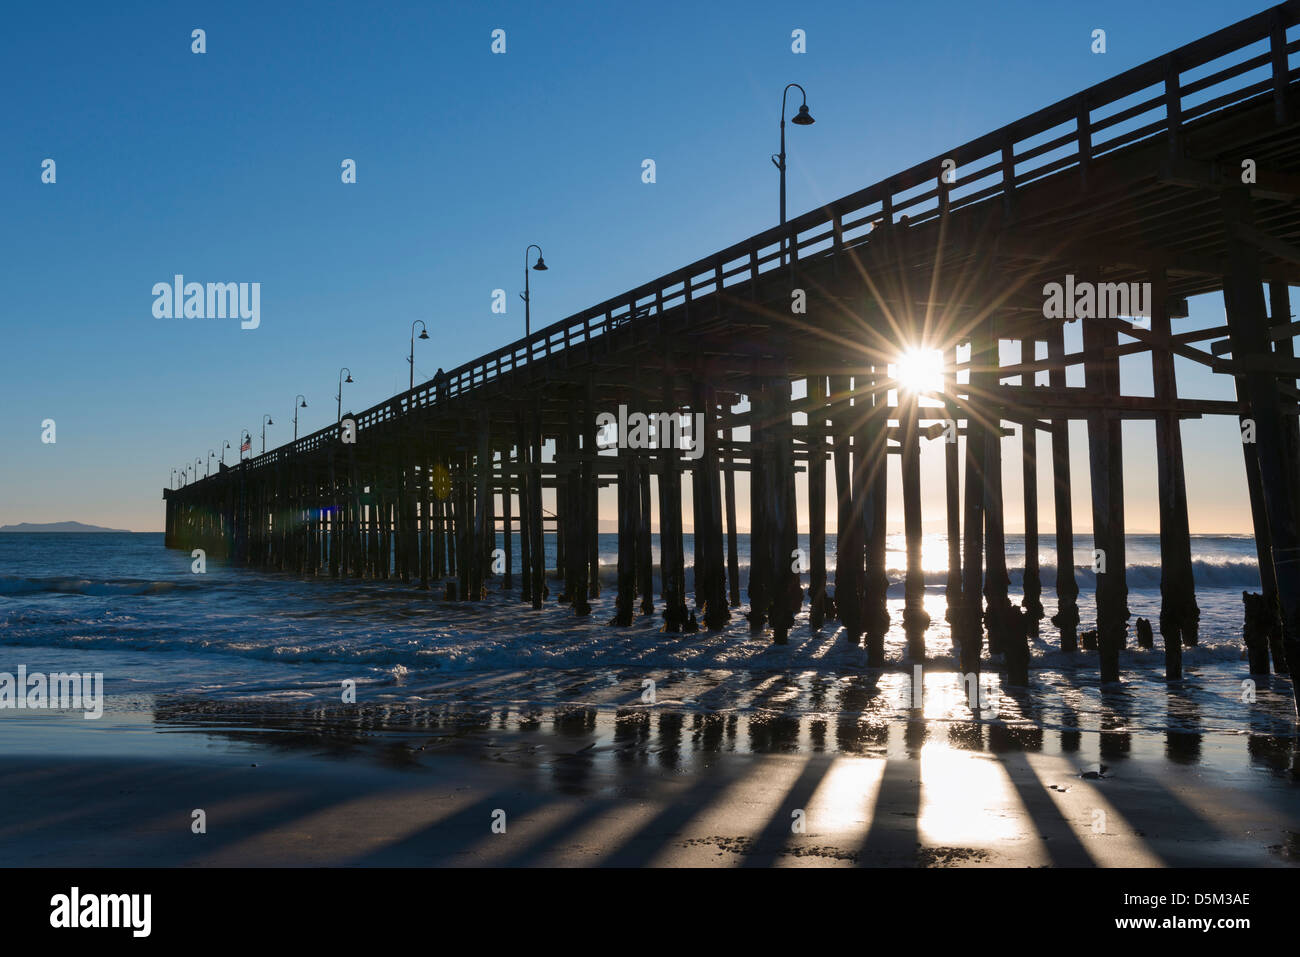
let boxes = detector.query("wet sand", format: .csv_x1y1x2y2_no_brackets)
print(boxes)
1,699,1297,867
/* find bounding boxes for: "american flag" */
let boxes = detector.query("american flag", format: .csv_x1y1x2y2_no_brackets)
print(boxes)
240,435,251,453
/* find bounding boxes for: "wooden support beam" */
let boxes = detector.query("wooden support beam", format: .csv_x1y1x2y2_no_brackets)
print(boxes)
1268,280,1297,673
1150,269,1199,675
766,375,801,644
1020,345,1045,633
516,411,533,604
689,396,707,615
831,375,860,641
982,326,1018,670
992,386,1247,419
1221,188,1300,714
659,368,690,631
747,383,771,635
418,459,431,589
807,375,828,632
944,346,963,626
611,442,637,626
529,411,545,608
900,386,928,658
637,451,655,615
960,323,990,674
565,399,591,615
861,368,891,665
474,411,490,599
1083,289,1129,682
585,377,601,601
1159,155,1300,203
1086,315,1227,372
501,448,513,590
724,446,740,609
432,457,446,581
695,381,730,629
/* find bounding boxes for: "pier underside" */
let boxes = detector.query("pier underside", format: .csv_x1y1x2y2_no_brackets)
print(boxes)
165,3,1300,716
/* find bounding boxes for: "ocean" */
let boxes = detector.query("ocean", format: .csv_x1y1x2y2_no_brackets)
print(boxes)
0,531,1294,745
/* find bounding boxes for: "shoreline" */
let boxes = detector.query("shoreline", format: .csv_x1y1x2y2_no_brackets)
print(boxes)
1,699,1297,867
3,532,1297,867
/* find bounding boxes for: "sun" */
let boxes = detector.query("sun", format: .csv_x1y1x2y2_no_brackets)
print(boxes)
894,347,945,394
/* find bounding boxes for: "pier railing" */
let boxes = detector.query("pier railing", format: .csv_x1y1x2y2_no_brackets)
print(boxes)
228,1,1300,476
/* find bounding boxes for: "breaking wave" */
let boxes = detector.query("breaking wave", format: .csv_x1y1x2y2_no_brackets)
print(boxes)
0,576,189,598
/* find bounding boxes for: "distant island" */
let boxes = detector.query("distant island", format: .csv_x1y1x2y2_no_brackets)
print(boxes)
0,521,132,533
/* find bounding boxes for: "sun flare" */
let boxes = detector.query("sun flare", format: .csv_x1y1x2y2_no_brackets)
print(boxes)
894,347,945,394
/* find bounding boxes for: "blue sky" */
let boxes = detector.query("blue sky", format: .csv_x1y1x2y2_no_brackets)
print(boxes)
0,0,1275,532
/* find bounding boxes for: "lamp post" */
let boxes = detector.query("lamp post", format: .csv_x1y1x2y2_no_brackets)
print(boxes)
220,440,230,466
242,429,252,462
770,83,815,264
520,245,548,338
171,468,177,489
336,368,353,424
293,395,307,441
261,414,274,455
207,450,216,476
195,458,202,482
409,321,429,392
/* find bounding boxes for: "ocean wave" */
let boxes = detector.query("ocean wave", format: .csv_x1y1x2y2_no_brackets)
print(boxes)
897,559,1261,590
0,576,188,598
0,629,442,668
0,612,1254,675
0,556,1260,606
605,559,1263,591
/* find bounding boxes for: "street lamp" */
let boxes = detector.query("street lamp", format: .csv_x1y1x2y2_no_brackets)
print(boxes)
220,440,231,466
336,368,353,424
207,449,216,476
171,468,178,489
409,321,429,392
521,244,547,338
771,83,815,264
293,395,307,441
195,458,202,481
242,428,252,461
261,414,274,455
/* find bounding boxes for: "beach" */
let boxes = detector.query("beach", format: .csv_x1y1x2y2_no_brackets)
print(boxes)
1,697,1297,867
1,531,1298,867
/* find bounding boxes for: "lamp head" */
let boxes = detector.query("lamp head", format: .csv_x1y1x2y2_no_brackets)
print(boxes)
418,329,429,340
345,374,353,383
532,255,548,271
792,104,814,125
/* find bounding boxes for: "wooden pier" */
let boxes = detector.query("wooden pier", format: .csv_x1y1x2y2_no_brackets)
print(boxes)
166,4,1300,715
